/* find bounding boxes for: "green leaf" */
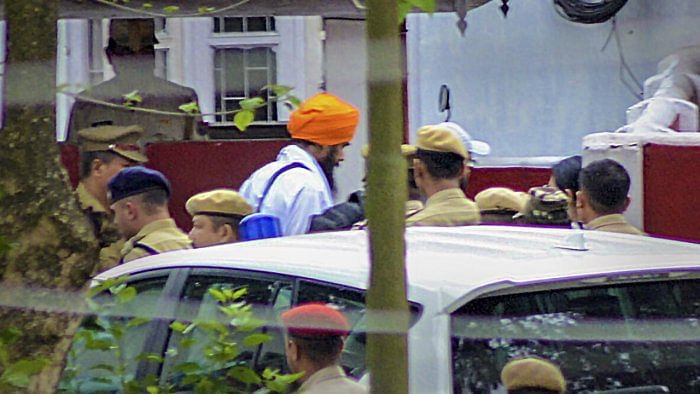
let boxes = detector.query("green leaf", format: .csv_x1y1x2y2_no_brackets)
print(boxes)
239,97,266,110
136,352,164,364
273,371,305,385
84,338,114,351
234,110,255,131
142,2,153,9
398,0,413,22
0,358,48,388
287,96,302,108
182,374,201,386
409,0,435,13
243,333,272,347
109,283,127,295
170,321,188,333
227,366,261,385
127,317,150,328
178,101,200,114
146,386,159,394
231,287,248,300
89,363,115,373
165,347,178,358
173,362,202,374
179,337,197,349
264,84,292,97
207,288,227,303
0,236,13,258
197,6,216,14
122,90,142,107
116,286,137,304
163,5,180,13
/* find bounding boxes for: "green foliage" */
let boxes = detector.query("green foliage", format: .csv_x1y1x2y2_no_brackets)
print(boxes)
398,0,436,22
122,90,143,107
59,279,301,393
0,328,49,391
162,5,180,14
234,110,255,132
178,101,201,114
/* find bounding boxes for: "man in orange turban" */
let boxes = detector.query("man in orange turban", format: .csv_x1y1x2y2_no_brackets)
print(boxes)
240,92,360,236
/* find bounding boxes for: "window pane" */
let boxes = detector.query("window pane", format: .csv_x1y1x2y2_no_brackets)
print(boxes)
223,50,245,97
268,17,276,32
59,275,169,393
247,17,267,32
160,273,286,388
247,47,269,68
450,279,700,394
223,17,243,33
213,17,221,33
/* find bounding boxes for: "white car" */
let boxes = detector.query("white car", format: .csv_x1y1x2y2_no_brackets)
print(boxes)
72,226,700,393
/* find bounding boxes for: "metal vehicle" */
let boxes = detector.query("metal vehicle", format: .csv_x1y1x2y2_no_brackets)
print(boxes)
76,226,700,393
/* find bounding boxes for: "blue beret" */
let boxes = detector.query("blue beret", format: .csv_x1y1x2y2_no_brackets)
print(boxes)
108,167,171,203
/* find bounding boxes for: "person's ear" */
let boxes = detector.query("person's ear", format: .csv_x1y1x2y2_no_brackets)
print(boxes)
91,159,104,176
575,190,586,209
219,223,236,241
623,196,631,211
413,159,425,178
125,201,138,220
286,339,300,361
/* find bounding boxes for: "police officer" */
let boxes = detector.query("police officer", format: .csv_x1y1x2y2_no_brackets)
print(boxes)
76,124,147,273
68,18,201,142
406,124,481,227
185,189,253,248
475,187,529,224
280,303,367,393
500,357,566,394
108,167,191,263
576,159,645,235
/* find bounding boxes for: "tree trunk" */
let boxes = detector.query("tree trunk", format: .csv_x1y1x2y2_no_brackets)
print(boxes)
0,0,99,392
365,0,409,392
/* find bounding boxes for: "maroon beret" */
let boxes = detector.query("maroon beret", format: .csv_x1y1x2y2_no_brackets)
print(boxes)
280,303,350,337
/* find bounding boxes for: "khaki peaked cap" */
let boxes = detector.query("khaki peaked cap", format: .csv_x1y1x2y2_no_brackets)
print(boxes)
415,124,469,159
78,125,147,163
501,357,567,393
361,144,418,168
186,189,253,218
475,187,529,213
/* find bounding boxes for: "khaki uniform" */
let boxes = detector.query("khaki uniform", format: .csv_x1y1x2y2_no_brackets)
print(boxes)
120,218,192,264
76,182,124,273
585,214,645,235
406,188,480,227
352,200,424,230
296,366,367,394
68,74,200,143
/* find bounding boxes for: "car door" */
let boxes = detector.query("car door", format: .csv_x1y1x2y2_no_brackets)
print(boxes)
157,268,293,389
59,268,182,393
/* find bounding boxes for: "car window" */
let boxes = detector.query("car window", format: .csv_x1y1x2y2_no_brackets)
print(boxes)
450,279,700,393
59,273,170,393
159,271,291,387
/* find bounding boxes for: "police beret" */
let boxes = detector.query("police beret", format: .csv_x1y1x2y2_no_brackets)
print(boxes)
78,125,147,163
501,357,566,393
475,187,529,213
186,189,253,218
108,167,171,203
415,124,469,159
280,303,350,337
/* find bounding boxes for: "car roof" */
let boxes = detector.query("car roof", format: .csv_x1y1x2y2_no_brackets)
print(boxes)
98,226,700,312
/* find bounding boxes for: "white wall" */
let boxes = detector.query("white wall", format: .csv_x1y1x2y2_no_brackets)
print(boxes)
324,19,368,202
407,0,700,157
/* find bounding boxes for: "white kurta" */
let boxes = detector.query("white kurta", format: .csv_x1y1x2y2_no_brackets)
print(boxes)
240,145,334,236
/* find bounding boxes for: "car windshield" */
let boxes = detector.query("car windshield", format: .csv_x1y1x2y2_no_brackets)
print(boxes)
450,278,700,393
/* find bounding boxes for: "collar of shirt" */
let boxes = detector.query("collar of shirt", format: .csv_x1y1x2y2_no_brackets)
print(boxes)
276,145,332,197
127,218,179,245
424,188,468,207
584,213,628,230
76,182,109,213
298,365,348,392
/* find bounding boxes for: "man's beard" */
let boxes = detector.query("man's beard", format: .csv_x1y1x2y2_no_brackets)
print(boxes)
318,154,337,193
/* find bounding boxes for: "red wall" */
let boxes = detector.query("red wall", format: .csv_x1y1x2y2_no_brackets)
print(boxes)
466,167,551,199
60,140,288,230
643,144,700,242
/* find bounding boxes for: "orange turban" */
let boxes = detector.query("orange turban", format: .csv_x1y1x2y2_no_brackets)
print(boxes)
287,92,359,146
